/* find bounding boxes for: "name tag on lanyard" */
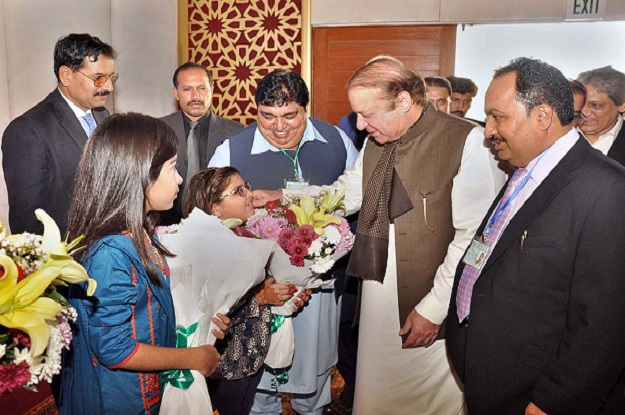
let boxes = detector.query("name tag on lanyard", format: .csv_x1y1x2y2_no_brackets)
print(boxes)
463,238,489,270
285,178,310,189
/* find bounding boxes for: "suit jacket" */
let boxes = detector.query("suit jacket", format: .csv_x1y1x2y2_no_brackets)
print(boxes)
606,122,625,165
2,89,109,235
446,137,625,415
160,110,243,225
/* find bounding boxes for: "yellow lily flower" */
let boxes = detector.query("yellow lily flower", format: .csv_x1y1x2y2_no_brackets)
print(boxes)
0,209,97,356
289,196,341,235
223,218,243,229
36,209,97,296
319,190,346,213
0,257,64,356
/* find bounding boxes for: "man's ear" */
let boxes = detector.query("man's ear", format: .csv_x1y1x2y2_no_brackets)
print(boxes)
172,87,180,101
59,66,72,87
535,104,553,130
618,101,625,114
397,91,412,112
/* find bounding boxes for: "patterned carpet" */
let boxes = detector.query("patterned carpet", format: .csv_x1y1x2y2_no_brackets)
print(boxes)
281,368,352,415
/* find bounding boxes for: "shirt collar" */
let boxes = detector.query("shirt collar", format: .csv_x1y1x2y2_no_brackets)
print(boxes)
526,127,580,187
58,87,91,118
182,110,211,126
250,117,328,155
594,115,623,145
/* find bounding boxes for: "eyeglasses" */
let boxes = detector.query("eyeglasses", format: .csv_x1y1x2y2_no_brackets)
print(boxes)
218,182,252,200
77,70,119,87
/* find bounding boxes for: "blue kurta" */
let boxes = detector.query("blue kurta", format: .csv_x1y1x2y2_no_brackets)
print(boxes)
60,233,175,415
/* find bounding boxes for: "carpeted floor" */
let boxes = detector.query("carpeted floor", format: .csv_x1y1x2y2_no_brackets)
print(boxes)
281,367,352,415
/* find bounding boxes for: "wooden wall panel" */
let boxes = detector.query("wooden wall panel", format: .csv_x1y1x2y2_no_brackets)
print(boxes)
312,25,456,125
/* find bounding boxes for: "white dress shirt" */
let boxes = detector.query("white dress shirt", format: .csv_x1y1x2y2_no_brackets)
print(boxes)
58,87,96,136
588,115,623,156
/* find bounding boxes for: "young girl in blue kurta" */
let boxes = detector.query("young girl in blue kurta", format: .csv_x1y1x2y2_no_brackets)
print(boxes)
59,113,230,414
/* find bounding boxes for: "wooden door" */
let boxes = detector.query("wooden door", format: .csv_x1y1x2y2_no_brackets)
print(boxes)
312,25,456,125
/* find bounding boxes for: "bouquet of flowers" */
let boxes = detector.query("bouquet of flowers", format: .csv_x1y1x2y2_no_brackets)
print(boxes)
237,190,354,277
156,209,275,415
231,191,354,371
0,209,96,394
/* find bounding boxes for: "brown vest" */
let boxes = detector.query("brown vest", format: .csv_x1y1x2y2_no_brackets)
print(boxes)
362,106,475,326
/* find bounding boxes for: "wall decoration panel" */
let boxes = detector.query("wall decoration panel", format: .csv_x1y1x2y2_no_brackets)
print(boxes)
312,25,456,125
179,0,310,125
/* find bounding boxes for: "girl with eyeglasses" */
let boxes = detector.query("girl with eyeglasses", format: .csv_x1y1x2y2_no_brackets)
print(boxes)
183,167,310,415
60,113,231,415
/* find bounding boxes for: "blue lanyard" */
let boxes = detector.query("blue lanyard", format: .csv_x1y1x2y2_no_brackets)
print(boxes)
483,150,548,239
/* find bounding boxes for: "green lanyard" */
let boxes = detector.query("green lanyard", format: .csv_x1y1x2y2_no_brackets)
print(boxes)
278,141,302,180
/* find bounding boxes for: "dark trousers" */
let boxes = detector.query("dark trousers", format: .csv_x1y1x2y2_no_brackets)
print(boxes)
336,289,359,406
207,368,264,415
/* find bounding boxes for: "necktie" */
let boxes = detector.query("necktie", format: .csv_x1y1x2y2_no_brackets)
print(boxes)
186,121,200,181
456,167,530,322
83,112,97,136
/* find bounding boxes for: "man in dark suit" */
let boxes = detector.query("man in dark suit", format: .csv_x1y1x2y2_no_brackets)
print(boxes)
576,66,625,165
160,62,243,225
2,33,116,235
446,57,625,415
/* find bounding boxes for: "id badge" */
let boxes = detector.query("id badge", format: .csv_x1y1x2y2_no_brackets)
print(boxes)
285,178,310,189
462,238,490,270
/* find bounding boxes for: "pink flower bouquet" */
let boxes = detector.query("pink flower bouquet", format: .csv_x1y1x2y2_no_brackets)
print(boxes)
240,191,354,279
230,191,354,370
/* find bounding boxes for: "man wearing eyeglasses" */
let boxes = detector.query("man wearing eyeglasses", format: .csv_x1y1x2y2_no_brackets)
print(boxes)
576,66,625,165
2,33,117,235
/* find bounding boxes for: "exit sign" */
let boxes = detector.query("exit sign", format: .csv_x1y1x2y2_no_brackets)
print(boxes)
566,0,607,20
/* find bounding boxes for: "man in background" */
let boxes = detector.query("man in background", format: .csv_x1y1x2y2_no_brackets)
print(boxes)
160,62,243,225
576,66,625,165
447,75,480,121
568,79,586,129
425,76,452,113
2,33,116,235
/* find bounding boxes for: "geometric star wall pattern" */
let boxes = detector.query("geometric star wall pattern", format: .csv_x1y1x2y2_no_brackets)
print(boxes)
180,0,305,125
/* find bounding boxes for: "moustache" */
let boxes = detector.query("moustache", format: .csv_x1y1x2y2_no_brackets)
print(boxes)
94,91,110,97
489,135,507,144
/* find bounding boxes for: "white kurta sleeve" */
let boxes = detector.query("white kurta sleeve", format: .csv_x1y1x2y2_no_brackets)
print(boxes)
208,140,231,167
415,126,505,324
282,140,366,215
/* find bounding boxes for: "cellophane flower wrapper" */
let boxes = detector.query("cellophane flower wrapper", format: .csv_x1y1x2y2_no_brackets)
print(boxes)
235,195,355,371
263,248,348,370
158,208,275,346
160,283,211,415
